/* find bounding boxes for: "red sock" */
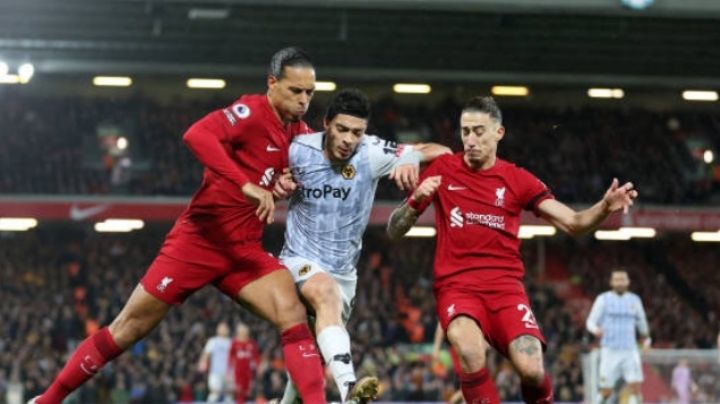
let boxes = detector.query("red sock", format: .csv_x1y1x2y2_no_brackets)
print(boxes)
280,324,326,404
38,327,122,404
521,373,554,404
235,391,246,403
460,368,501,404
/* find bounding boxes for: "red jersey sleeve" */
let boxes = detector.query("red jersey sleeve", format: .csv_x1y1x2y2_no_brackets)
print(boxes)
182,102,257,188
407,157,444,214
228,342,237,368
516,167,554,214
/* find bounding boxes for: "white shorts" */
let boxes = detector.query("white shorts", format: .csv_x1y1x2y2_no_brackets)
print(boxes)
282,256,357,323
208,373,226,393
598,347,644,388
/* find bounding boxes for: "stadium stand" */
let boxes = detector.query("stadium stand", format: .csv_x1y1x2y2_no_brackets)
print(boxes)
1,91,718,204
0,226,593,403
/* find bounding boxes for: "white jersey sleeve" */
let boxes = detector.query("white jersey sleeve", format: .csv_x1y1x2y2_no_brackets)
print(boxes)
366,135,419,178
635,294,650,337
203,338,215,354
586,293,604,334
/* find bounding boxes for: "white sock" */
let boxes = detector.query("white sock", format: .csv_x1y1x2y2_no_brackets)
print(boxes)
207,391,220,402
280,374,299,404
317,325,356,402
627,393,641,404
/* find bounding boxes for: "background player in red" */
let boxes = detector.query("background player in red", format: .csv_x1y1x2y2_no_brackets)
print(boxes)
229,323,260,403
387,96,638,404
31,47,327,404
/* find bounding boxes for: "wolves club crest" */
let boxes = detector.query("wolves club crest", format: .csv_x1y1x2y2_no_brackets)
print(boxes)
341,164,356,180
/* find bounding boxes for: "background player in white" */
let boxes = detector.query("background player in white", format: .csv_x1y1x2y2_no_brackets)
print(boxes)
586,270,650,404
274,88,450,403
198,322,233,402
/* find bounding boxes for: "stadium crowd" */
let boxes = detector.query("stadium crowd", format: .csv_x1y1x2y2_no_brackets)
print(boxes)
564,240,718,349
0,226,585,403
2,224,718,403
1,91,718,203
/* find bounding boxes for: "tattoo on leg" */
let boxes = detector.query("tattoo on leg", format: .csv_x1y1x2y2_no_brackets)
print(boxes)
511,335,541,357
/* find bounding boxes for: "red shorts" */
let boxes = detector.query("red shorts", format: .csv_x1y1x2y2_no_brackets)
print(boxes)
140,242,284,305
434,287,546,356
234,370,252,391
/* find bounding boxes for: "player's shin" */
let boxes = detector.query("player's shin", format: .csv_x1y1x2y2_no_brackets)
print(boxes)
317,325,356,402
280,323,327,403
37,327,122,404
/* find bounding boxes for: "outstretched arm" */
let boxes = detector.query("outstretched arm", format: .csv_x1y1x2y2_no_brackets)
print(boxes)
387,175,442,239
414,143,453,163
536,178,638,236
389,143,451,190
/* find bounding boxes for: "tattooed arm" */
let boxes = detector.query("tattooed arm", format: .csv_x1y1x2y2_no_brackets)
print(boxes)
387,200,421,240
387,175,442,240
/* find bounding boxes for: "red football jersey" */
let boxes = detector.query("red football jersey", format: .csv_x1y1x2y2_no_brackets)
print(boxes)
414,153,554,291
162,94,312,262
229,339,260,375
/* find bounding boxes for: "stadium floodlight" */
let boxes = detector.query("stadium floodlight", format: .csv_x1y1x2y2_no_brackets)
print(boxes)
93,76,133,87
0,61,8,77
0,74,20,84
18,63,34,83
594,230,631,240
619,227,656,238
588,88,625,99
491,85,529,97
405,226,437,237
518,225,557,239
0,218,38,231
314,81,337,92
188,8,229,20
393,83,431,94
703,150,714,164
690,231,720,242
94,219,144,233
186,78,226,89
682,90,718,102
116,137,129,150
620,0,655,10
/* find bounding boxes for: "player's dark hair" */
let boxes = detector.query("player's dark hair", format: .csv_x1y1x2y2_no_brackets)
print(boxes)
325,88,371,122
611,267,629,277
462,96,503,124
268,47,314,79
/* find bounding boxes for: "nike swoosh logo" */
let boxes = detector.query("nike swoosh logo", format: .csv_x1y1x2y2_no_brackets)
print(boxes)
448,185,467,191
266,145,281,152
69,204,110,221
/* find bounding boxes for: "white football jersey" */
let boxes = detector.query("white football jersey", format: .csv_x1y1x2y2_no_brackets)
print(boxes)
280,132,415,275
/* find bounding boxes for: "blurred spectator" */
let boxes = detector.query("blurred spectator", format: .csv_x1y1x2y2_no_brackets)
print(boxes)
2,91,719,204
1,226,718,402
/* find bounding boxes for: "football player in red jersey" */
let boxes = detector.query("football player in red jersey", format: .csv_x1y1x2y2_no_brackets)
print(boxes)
228,324,261,403
387,96,638,404
32,47,327,404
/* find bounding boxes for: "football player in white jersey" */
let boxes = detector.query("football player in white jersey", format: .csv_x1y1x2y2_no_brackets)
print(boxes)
273,89,450,403
198,322,233,402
